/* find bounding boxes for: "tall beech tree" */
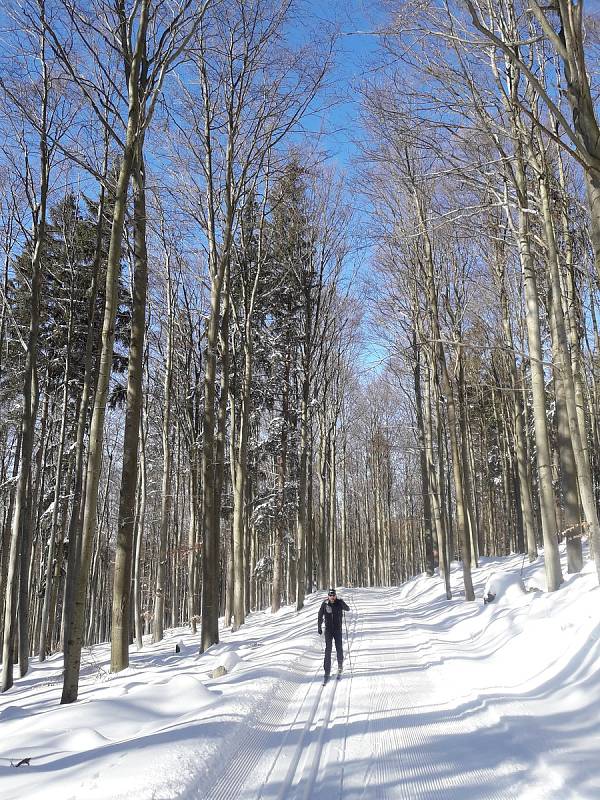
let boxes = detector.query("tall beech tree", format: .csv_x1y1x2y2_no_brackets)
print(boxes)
0,1,53,692
55,0,208,702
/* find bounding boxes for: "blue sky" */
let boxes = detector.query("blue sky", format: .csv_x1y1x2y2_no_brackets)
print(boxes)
286,0,390,373
297,0,385,169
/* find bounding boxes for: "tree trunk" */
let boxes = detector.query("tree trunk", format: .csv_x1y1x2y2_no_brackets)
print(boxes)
232,342,251,630
152,249,174,645
414,334,435,577
188,448,200,633
328,419,337,589
497,259,537,560
1,115,47,691
133,415,147,650
318,413,329,589
425,360,451,598
39,295,74,661
112,148,149,669
511,152,562,591
415,188,474,601
306,423,315,593
538,165,599,578
61,90,142,704
296,341,311,609
272,348,290,613
61,159,105,653
0,435,21,650
200,256,228,650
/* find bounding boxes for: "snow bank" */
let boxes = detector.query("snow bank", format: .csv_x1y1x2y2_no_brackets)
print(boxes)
204,645,242,676
219,650,241,672
125,672,218,713
483,569,529,605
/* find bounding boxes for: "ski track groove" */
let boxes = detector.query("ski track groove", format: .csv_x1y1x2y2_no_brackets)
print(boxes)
332,597,364,800
200,597,362,800
388,599,520,800
335,598,361,800
295,670,340,800
198,598,359,800
199,645,319,800
345,589,522,800
358,592,404,800
294,603,362,800
266,674,324,800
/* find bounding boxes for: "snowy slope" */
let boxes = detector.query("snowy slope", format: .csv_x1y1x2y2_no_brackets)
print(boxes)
1,546,600,799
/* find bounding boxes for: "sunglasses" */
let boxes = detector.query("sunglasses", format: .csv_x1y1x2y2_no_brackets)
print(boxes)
328,592,336,596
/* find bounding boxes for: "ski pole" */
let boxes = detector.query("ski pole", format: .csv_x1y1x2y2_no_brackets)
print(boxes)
344,612,353,674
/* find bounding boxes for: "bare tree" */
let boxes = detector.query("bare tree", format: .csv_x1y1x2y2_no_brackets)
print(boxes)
465,0,600,281
51,0,208,701
171,0,332,648
1,0,54,691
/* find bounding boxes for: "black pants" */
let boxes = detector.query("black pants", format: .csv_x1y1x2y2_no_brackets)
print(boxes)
324,628,343,675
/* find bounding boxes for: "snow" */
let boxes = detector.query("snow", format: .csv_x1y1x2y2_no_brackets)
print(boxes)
1,545,600,799
482,569,529,605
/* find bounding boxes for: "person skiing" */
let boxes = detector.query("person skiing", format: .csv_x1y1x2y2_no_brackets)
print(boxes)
318,588,349,683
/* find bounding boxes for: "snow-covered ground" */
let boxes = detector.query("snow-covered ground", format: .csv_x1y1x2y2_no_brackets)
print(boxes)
2,545,600,799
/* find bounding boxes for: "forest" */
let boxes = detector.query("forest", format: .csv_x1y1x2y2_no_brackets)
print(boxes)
1,0,599,708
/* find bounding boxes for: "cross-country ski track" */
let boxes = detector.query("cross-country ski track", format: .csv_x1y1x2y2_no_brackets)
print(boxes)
203,587,526,800
2,549,600,800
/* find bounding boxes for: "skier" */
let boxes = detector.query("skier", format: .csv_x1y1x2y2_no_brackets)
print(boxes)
318,588,349,683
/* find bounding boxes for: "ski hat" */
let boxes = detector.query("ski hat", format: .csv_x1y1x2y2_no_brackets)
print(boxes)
328,588,336,595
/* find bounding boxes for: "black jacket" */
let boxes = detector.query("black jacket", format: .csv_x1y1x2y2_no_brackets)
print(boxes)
318,597,349,633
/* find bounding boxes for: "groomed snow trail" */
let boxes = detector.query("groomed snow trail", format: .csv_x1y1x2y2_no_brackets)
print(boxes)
3,552,599,800
200,586,532,800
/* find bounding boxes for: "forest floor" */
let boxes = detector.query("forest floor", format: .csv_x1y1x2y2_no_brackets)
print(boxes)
1,545,600,799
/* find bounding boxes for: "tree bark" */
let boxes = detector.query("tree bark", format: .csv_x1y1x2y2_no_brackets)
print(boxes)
537,163,598,578
414,333,435,577
232,347,250,630
152,248,174,645
39,289,74,661
1,46,48,689
61,7,148,699
133,415,147,650
510,151,562,591
415,188,474,601
112,147,149,669
272,347,290,613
